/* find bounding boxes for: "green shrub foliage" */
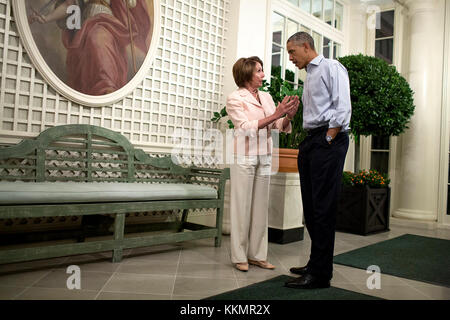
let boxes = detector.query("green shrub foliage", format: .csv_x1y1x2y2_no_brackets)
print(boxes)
337,54,415,138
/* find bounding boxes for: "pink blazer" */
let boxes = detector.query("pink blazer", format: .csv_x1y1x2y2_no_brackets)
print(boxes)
226,88,292,155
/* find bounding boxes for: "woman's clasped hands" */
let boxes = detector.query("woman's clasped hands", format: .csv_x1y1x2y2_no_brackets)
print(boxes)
274,95,300,120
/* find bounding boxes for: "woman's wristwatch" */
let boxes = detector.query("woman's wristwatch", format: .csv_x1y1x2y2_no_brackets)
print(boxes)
286,115,293,121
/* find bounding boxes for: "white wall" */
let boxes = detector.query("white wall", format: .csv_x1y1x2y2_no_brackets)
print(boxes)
223,0,270,101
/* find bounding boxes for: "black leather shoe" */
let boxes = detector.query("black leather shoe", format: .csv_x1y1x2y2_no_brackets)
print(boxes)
284,274,330,289
289,265,309,275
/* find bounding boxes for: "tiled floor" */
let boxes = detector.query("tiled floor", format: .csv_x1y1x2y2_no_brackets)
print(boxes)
1,221,449,300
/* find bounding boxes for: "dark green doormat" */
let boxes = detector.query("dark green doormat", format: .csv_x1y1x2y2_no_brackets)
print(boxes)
205,275,382,300
334,234,450,287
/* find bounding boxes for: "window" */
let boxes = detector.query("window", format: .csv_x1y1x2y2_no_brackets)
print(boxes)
271,13,300,86
272,12,285,71
335,1,343,30
301,25,311,33
312,31,322,54
370,9,395,175
286,19,299,82
375,10,394,64
301,0,311,14
270,7,343,86
324,0,334,26
288,0,344,31
312,0,323,20
333,42,341,59
323,37,331,58
370,136,390,174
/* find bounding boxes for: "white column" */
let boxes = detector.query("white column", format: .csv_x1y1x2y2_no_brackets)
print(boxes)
347,3,367,55
393,0,445,221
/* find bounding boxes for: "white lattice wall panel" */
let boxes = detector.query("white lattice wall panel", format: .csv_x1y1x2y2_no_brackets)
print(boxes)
0,0,229,153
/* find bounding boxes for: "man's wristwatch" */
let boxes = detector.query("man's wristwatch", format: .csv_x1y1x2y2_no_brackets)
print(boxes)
326,135,333,143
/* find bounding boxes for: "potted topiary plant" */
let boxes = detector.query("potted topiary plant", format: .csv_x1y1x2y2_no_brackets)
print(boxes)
337,54,415,171
335,54,415,235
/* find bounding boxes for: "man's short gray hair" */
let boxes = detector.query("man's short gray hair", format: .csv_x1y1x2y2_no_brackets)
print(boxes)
287,32,315,51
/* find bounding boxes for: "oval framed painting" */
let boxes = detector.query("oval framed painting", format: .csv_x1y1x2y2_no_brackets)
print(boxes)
13,0,160,107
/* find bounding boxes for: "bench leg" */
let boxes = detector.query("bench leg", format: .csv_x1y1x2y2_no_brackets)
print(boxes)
215,235,222,247
112,213,125,263
215,207,223,247
178,209,189,232
112,249,123,263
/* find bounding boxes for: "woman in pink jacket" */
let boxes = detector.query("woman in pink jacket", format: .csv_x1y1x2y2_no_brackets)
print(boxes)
226,56,299,272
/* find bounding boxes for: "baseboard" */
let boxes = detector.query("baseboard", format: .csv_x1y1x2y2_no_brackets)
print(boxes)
268,226,304,244
389,217,438,230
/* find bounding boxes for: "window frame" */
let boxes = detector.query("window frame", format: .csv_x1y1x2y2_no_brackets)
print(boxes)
269,0,346,88
367,9,396,175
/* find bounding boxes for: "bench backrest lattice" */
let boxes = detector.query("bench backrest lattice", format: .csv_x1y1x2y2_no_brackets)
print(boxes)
0,124,198,186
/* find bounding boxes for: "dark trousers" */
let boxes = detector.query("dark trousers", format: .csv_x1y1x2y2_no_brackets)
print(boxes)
297,128,349,280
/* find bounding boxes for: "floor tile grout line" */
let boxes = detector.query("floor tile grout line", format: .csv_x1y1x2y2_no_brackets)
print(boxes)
268,245,290,276
170,247,182,300
225,239,240,290
174,273,238,280
93,258,121,300
12,256,73,299
107,271,182,277
232,262,240,290
11,266,57,300
98,289,171,298
383,276,440,300
391,283,433,300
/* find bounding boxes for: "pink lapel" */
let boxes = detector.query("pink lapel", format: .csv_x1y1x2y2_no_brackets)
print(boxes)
258,91,274,109
238,88,262,107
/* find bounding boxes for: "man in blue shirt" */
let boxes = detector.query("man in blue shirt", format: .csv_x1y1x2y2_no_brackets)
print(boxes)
284,32,351,289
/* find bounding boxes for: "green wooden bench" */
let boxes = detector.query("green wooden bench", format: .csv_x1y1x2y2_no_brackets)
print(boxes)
0,124,229,265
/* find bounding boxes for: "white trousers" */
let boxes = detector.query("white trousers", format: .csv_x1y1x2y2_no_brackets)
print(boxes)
230,154,272,263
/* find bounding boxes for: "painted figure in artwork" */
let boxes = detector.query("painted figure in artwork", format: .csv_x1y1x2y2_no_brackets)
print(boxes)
28,0,153,96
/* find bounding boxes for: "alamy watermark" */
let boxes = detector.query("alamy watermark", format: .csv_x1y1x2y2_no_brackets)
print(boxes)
66,5,82,30
66,265,81,290
366,265,381,290
170,127,280,173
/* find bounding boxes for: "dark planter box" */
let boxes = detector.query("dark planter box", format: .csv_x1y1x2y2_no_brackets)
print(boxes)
336,185,390,236
269,226,304,244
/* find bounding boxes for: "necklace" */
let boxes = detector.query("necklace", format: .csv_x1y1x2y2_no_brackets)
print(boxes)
248,88,258,96
250,88,260,103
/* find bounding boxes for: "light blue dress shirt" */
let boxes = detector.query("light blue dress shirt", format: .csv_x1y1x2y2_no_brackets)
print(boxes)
302,55,352,131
